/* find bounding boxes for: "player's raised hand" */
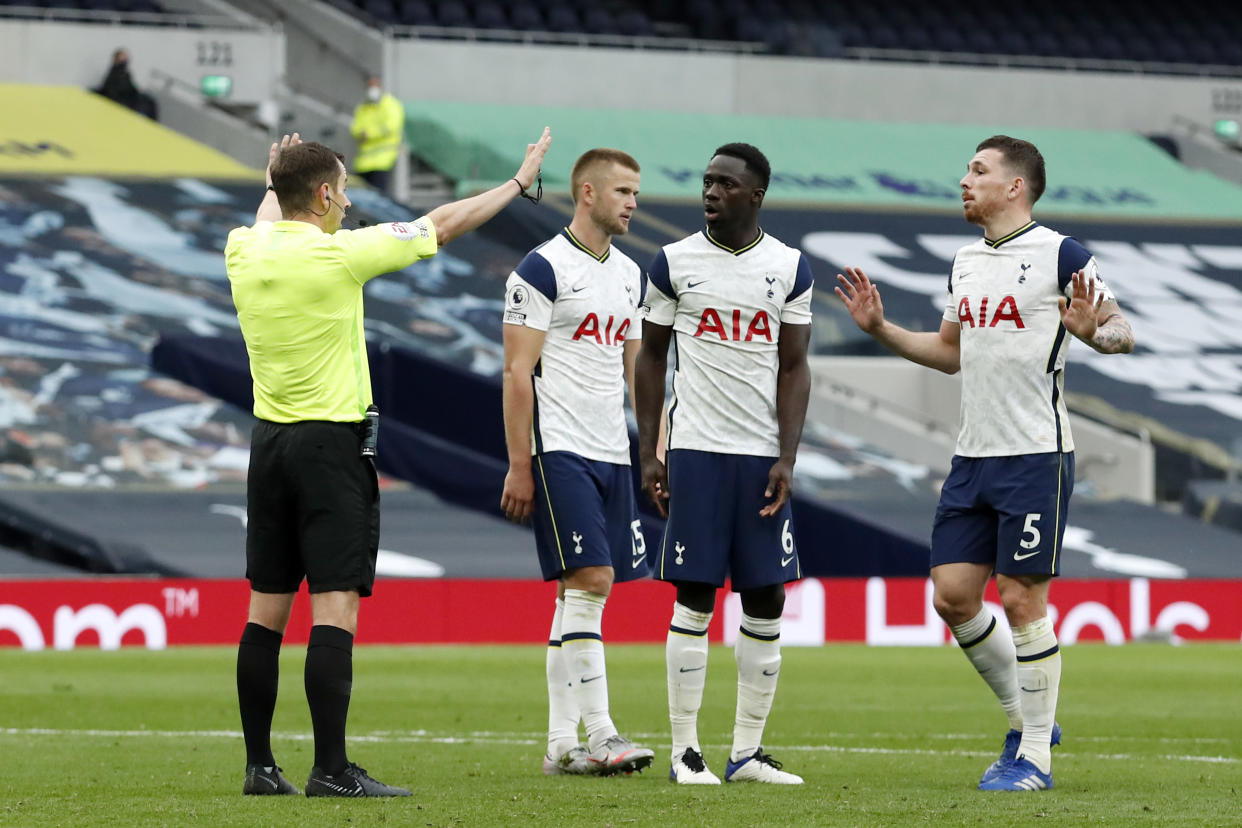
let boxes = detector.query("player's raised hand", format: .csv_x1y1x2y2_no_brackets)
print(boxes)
760,457,794,517
514,127,552,191
265,132,301,188
641,456,670,519
1059,269,1099,341
834,266,886,334
500,467,535,524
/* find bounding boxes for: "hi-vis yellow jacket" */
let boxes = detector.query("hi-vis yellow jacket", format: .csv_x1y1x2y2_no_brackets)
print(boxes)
349,93,405,173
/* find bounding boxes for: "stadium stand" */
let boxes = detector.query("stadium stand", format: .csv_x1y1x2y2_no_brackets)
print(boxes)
3,5,1242,590
332,0,1242,71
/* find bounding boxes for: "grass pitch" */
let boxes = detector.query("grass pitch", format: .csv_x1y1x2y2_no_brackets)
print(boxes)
0,643,1238,827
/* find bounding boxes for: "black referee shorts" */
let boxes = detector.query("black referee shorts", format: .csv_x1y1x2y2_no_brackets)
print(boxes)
246,419,380,597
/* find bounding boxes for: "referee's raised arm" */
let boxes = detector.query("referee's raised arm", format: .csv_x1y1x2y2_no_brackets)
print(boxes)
426,126,551,245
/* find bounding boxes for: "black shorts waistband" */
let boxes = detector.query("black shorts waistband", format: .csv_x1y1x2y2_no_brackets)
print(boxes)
257,418,367,436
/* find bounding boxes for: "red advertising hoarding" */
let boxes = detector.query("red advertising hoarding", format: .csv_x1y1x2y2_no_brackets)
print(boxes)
0,578,1238,650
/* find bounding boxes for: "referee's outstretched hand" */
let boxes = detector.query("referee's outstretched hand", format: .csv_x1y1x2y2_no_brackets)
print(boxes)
514,127,552,192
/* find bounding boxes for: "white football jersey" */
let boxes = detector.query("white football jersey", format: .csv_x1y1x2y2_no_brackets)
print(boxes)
503,228,644,465
645,230,814,457
943,222,1115,457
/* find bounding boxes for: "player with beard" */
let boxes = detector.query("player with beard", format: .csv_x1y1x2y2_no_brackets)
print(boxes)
635,143,813,785
835,135,1134,791
501,148,655,777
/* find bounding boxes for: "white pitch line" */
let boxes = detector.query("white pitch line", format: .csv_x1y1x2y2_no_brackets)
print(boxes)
1,727,1236,765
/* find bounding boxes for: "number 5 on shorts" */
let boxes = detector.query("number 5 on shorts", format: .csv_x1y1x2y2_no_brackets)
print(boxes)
1020,513,1042,550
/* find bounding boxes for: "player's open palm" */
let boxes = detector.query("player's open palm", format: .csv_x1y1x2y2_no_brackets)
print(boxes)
1059,269,1098,341
835,266,886,334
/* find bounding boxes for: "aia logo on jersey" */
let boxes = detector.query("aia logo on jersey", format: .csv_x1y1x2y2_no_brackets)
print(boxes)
957,295,1025,329
573,313,630,345
693,308,773,341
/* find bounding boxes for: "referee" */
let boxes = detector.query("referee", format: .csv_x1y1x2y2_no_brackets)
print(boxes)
228,129,551,798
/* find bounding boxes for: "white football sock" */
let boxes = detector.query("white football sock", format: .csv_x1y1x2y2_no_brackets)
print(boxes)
950,607,1022,731
731,614,782,762
561,589,616,751
667,602,712,762
546,597,580,756
1012,616,1060,774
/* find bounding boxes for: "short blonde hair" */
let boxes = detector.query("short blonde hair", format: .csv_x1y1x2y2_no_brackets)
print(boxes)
570,148,640,204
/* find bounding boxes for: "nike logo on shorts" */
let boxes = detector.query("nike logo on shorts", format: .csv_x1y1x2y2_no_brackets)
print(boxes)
1013,549,1041,561
631,554,646,569
780,555,795,567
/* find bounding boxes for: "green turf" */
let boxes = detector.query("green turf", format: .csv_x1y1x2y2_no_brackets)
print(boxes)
0,644,1238,827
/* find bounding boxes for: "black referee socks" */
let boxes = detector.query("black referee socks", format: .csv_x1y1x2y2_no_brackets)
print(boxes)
237,622,284,767
305,624,355,775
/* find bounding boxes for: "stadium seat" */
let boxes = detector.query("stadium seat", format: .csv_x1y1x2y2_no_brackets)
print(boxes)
507,2,544,31
867,24,900,51
433,0,468,28
471,1,506,29
395,0,433,26
929,26,966,54
996,30,1033,58
544,3,582,33
362,0,398,24
898,25,933,53
581,6,615,35
615,9,653,38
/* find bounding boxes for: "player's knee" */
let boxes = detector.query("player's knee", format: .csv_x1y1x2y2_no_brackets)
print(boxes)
739,584,785,619
675,581,716,613
932,588,979,626
563,565,614,596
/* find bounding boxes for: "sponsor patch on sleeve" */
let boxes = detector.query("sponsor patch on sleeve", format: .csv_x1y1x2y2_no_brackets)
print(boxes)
384,220,432,241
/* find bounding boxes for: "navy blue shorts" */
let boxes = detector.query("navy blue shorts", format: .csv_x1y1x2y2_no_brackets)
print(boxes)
654,449,800,591
931,452,1074,577
531,451,650,582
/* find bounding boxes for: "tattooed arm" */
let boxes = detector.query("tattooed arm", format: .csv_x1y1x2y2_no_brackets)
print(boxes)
1089,298,1135,354
1060,270,1135,354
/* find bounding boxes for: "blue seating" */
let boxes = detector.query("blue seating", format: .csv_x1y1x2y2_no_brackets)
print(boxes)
581,5,615,34
507,2,543,31
395,0,432,25
360,0,396,24
615,9,653,37
331,0,1241,70
472,1,506,29
433,0,468,28
544,3,581,33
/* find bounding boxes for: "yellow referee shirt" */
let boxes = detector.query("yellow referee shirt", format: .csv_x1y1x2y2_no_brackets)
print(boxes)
225,218,437,423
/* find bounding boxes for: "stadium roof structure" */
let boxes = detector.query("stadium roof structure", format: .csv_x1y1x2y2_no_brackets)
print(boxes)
404,101,1242,221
